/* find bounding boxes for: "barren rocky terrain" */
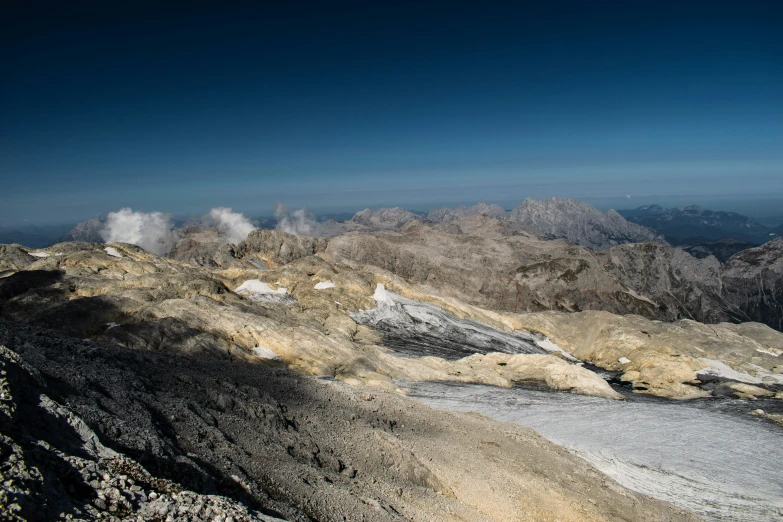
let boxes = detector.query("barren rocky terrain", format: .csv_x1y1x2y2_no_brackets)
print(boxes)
0,321,699,522
2,217,783,520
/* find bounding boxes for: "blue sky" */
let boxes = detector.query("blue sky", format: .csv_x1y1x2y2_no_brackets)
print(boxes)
1,1,782,224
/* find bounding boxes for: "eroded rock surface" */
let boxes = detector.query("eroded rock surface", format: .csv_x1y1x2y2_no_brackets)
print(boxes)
0,323,695,521
0,241,619,398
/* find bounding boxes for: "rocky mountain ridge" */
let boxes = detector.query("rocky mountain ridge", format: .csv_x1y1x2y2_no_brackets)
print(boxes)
426,197,666,250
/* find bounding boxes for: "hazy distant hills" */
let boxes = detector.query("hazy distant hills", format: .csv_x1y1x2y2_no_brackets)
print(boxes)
0,223,76,249
0,230,55,249
617,205,777,245
679,238,759,263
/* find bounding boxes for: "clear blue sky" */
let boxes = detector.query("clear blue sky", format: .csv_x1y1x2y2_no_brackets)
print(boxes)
2,1,782,224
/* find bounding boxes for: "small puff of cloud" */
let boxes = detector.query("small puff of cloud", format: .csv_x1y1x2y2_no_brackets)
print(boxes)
275,202,319,236
100,208,176,256
205,207,256,244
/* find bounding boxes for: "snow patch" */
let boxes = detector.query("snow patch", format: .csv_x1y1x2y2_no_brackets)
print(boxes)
756,348,781,357
235,280,287,295
234,279,294,304
354,285,552,360
619,357,631,364
104,247,123,258
106,322,120,330
696,359,762,384
371,283,394,304
251,345,281,360
29,252,49,258
314,280,335,290
532,337,578,361
746,364,783,386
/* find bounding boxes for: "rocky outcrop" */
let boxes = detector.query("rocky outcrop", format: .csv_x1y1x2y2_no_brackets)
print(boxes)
0,342,281,521
0,240,620,398
600,242,728,323
326,216,725,323
355,274,783,400
0,322,695,521
350,208,423,229
722,238,783,331
0,245,36,272
236,229,329,268
167,225,248,268
427,202,507,223
508,310,783,399
508,197,666,250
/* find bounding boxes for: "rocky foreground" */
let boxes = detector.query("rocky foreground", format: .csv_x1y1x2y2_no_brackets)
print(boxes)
0,322,698,522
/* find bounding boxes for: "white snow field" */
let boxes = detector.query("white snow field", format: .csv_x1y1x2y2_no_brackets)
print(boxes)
408,382,783,521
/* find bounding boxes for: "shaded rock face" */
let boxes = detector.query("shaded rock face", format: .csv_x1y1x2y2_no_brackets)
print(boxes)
600,242,729,324
236,229,329,268
507,197,666,251
723,238,783,331
326,216,724,324
0,245,36,272
0,323,694,522
0,341,282,522
681,238,758,262
168,225,247,268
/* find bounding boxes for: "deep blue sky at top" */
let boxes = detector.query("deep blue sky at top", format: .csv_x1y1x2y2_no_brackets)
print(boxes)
1,1,782,223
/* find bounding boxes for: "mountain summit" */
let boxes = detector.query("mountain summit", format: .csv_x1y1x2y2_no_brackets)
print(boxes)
507,197,665,250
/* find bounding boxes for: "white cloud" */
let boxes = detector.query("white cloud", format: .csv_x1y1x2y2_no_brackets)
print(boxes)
100,208,176,256
275,202,319,236
204,207,256,244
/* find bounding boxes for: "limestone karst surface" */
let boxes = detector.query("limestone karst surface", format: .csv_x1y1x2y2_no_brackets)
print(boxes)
326,215,725,322
722,238,783,331
0,240,618,398
2,237,782,401
2,228,782,520
0,322,696,522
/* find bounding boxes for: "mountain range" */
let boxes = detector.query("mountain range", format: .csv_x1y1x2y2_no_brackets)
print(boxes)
12,198,782,262
618,204,779,244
